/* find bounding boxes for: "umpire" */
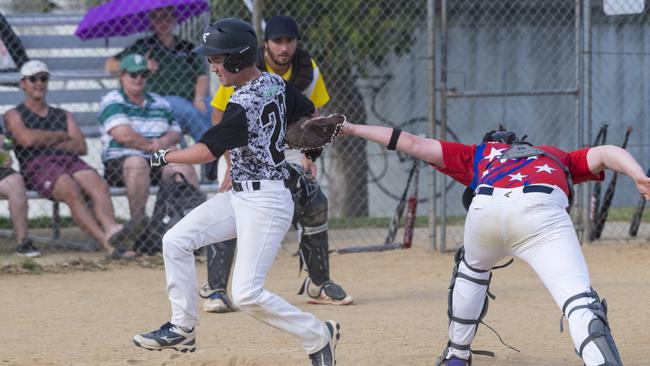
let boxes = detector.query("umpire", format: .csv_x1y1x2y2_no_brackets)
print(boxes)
201,15,352,313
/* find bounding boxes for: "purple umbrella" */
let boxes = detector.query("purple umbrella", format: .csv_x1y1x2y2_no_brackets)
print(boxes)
75,0,209,40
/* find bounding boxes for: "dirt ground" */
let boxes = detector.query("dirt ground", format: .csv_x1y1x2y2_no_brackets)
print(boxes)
1,238,650,366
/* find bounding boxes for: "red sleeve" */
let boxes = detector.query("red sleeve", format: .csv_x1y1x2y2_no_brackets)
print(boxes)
542,145,604,185
431,141,476,186
565,147,605,184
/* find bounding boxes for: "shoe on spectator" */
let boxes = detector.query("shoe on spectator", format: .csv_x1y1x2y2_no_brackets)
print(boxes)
309,320,340,366
133,322,196,352
16,239,41,258
301,277,353,305
108,216,149,248
107,248,137,261
199,282,236,313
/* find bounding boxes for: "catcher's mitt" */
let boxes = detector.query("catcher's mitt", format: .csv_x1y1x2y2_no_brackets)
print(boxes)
285,114,346,151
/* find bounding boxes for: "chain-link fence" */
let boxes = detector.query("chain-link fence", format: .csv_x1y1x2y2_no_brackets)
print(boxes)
0,0,648,259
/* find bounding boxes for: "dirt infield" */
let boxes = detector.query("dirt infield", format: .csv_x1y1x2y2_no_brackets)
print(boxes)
1,240,650,366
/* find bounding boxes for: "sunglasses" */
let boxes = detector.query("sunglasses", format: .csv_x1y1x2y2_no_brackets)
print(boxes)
127,71,151,79
26,74,49,83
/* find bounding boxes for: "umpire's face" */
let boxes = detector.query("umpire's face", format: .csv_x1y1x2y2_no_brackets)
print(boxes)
265,37,298,67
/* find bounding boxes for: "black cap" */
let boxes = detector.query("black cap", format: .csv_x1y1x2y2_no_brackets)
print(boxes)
264,15,300,40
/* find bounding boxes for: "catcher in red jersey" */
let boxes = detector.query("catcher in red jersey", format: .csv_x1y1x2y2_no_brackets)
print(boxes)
339,124,650,366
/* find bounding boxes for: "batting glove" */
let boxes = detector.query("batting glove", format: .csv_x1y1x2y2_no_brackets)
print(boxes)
150,149,169,168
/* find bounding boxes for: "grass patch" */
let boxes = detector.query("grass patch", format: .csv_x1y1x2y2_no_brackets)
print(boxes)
329,215,465,229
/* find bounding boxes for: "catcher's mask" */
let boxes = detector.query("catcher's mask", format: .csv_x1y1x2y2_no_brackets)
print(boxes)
193,18,258,73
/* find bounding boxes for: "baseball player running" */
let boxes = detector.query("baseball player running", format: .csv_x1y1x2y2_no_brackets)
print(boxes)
133,18,340,366
339,123,650,366
201,15,351,313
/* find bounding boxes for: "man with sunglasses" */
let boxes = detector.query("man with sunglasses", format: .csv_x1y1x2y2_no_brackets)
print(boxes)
99,54,199,236
105,6,211,144
4,60,142,259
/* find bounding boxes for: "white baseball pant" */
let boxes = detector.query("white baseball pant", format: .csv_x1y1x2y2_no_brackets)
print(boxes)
161,179,330,354
448,185,610,366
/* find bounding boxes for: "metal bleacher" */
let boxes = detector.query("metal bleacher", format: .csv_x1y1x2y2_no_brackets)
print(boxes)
0,13,217,247
0,13,142,137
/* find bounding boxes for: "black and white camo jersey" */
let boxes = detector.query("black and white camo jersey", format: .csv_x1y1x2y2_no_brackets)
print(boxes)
200,72,315,181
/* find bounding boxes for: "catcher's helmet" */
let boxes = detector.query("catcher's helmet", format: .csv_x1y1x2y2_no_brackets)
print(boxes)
481,127,518,145
193,18,257,73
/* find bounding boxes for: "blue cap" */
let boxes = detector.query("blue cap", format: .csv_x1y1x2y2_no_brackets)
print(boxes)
264,15,300,40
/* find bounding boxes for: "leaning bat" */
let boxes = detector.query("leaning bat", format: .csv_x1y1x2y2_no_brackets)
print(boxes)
628,167,650,237
385,157,418,245
402,160,419,249
590,126,632,241
590,124,608,221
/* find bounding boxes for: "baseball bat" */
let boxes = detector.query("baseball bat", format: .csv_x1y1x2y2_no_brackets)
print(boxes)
402,160,419,249
628,167,650,237
590,124,608,222
590,127,632,241
384,157,418,244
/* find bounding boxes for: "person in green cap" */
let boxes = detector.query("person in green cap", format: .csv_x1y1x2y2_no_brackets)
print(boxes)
99,53,199,244
104,6,211,143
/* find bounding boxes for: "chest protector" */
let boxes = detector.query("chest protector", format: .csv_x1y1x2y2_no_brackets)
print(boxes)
257,46,314,92
462,142,574,211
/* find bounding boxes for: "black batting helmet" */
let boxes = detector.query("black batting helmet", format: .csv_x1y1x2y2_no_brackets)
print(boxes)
193,18,257,73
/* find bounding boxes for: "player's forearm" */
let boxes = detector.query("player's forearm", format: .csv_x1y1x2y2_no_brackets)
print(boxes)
165,143,215,165
588,145,646,181
344,123,443,166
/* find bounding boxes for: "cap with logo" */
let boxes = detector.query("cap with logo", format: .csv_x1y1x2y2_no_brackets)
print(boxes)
264,15,300,40
20,60,49,78
120,54,149,73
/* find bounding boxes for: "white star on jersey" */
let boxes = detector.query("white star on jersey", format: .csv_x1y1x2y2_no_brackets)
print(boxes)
484,147,506,162
508,172,528,182
535,164,556,174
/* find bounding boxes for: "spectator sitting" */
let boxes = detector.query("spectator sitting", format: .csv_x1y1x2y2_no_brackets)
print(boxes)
104,6,211,143
0,130,36,257
3,60,144,260
99,53,199,226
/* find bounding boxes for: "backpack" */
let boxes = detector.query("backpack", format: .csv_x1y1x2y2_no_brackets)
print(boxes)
135,172,207,255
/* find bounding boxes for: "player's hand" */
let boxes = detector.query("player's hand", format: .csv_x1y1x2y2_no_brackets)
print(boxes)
150,149,169,168
635,175,650,200
301,155,317,180
339,120,353,136
219,165,232,192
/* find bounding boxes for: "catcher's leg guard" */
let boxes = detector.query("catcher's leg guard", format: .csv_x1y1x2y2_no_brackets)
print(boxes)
203,239,236,293
561,291,622,366
438,247,494,363
289,163,351,305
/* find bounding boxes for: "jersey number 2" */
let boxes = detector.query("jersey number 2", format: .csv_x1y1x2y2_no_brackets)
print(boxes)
261,100,285,166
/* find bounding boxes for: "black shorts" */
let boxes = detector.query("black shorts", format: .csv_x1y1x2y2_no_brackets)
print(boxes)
103,157,162,187
0,167,17,181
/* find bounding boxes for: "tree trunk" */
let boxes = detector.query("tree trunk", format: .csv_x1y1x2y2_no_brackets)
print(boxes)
323,69,369,217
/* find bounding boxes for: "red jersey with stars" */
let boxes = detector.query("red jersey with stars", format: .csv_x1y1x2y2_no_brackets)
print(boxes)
434,141,604,197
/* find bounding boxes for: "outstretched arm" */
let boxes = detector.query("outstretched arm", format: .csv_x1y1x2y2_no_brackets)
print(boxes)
341,122,445,167
587,145,650,199
164,143,215,165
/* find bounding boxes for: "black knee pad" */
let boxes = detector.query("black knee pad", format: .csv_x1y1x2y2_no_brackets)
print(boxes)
206,239,236,291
